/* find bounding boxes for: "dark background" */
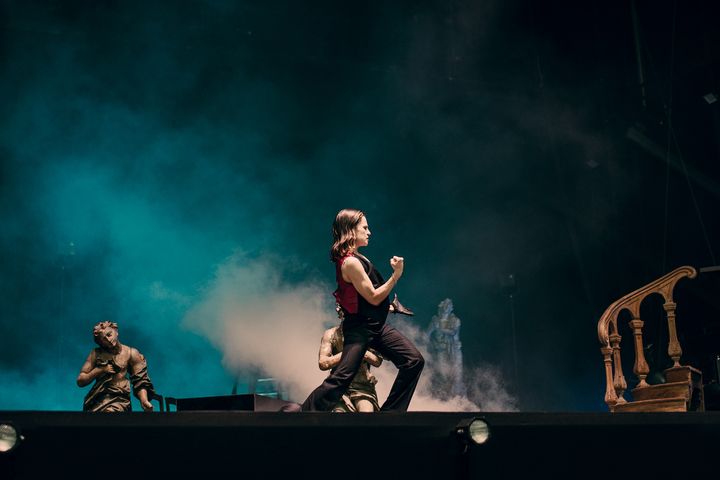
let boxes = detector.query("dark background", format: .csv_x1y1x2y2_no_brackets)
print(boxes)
1,0,718,411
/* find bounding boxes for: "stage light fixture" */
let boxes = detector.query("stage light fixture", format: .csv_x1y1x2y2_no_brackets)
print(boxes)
455,417,491,446
0,423,22,453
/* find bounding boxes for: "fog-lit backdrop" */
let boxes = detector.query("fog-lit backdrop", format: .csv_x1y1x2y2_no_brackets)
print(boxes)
1,0,718,412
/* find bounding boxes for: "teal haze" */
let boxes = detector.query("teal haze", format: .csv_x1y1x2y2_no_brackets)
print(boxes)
1,0,718,411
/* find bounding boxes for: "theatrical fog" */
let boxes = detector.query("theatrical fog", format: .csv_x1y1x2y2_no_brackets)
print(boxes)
1,0,719,413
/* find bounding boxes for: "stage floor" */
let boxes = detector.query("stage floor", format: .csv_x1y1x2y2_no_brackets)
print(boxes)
2,410,720,479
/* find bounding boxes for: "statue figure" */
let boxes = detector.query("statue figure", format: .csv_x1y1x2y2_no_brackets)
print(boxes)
318,321,384,412
76,321,155,412
426,298,466,398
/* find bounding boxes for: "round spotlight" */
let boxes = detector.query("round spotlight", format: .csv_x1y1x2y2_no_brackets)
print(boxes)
455,417,491,446
466,418,490,444
0,423,21,453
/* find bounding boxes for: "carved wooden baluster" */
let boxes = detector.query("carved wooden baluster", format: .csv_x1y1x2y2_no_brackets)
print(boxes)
596,266,697,411
601,345,618,408
630,317,650,388
609,332,627,402
664,301,683,368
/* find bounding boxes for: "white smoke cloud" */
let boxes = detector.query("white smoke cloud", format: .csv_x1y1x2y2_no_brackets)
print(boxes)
183,252,333,401
377,317,518,412
184,253,518,411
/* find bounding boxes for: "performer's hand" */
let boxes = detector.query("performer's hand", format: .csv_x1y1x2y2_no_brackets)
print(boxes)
390,256,404,276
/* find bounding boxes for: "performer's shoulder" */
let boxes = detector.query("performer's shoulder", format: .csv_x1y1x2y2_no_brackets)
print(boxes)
341,255,363,269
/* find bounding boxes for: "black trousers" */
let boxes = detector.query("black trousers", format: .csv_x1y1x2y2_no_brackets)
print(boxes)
301,322,425,412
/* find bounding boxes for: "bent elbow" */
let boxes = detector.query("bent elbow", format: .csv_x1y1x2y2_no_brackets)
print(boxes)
368,296,383,306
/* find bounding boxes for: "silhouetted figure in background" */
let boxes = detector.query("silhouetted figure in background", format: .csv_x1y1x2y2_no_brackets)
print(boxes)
426,298,467,399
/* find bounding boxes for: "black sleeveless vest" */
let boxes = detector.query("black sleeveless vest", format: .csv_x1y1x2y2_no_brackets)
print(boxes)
344,253,390,333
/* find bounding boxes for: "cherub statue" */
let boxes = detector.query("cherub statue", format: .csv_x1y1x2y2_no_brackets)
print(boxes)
76,321,155,412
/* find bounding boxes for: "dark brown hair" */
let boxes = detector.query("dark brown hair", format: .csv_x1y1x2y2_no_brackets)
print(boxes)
330,208,364,262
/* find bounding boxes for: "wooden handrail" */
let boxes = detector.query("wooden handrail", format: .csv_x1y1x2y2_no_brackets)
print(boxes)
597,266,696,346
597,265,696,409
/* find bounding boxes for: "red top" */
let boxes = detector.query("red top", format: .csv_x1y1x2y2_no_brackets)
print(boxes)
333,254,358,314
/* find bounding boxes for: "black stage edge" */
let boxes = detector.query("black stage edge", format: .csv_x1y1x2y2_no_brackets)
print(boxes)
2,411,720,479
169,393,293,411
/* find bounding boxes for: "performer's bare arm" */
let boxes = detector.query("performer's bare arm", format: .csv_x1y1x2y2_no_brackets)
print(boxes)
76,350,115,387
342,255,403,306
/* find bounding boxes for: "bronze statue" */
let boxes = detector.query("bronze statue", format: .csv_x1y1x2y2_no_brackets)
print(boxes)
319,322,383,412
76,321,155,412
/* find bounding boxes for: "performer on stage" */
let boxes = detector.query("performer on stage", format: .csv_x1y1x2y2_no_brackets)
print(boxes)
301,208,424,412
76,321,156,412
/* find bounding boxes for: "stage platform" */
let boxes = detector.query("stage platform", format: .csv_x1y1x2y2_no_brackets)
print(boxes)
2,409,720,479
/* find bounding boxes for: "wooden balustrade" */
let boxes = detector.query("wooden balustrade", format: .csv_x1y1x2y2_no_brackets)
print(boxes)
597,266,697,411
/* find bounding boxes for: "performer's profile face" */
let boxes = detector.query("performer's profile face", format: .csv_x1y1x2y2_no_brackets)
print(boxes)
353,216,371,248
98,328,118,350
